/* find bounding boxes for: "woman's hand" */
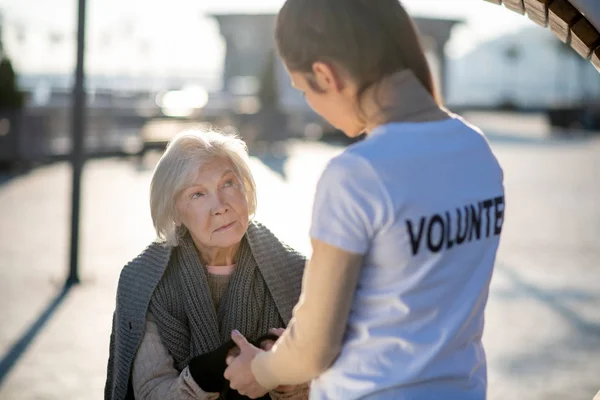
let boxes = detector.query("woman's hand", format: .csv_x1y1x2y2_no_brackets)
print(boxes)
224,330,269,399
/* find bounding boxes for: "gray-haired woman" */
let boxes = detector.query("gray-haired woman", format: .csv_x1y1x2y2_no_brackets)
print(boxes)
104,130,309,400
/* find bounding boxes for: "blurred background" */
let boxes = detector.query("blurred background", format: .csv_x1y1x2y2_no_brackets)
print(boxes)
0,0,599,399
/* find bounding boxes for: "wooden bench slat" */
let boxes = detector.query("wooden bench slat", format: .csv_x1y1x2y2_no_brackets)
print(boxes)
549,0,582,42
524,0,552,27
504,0,526,14
483,0,600,73
592,46,600,72
570,17,600,58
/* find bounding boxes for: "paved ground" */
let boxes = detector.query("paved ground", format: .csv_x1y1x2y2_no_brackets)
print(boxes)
0,112,599,399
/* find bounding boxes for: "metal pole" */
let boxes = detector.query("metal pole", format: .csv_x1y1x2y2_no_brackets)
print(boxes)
67,0,87,285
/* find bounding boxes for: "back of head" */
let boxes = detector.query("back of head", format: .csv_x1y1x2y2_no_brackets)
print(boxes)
275,0,440,104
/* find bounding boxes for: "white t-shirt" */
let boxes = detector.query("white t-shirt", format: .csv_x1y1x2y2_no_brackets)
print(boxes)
309,117,505,400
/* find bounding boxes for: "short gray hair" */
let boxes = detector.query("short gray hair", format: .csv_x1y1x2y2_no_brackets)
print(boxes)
150,129,257,246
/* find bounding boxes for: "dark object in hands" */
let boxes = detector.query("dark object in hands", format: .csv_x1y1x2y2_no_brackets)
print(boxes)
188,340,237,393
187,332,281,399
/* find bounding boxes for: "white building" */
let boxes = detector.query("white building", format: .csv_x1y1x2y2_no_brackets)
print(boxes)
446,27,600,109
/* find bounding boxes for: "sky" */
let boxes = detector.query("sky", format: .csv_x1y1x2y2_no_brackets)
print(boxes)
0,0,535,76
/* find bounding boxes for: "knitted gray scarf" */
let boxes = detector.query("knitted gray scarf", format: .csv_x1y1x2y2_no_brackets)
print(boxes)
104,221,306,400
149,233,283,370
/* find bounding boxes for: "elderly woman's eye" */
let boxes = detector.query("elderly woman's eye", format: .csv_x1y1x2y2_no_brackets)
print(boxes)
191,192,204,199
223,179,234,187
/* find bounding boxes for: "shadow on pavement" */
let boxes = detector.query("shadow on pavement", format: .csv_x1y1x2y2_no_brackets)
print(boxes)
0,282,75,385
0,173,14,187
496,262,600,337
0,168,29,188
493,262,600,388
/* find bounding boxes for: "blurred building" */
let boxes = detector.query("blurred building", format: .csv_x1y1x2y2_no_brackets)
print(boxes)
211,14,461,137
1,11,464,165
446,27,600,110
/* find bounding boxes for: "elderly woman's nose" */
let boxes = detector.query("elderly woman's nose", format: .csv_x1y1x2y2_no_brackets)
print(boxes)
211,193,229,215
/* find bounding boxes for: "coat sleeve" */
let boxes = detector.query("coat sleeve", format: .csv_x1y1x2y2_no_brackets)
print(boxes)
132,314,220,400
104,312,117,400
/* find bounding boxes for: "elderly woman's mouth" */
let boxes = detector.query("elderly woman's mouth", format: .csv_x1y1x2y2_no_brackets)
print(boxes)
215,221,237,232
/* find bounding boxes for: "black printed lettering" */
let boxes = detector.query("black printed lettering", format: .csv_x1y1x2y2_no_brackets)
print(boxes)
405,195,504,256
456,207,469,245
469,203,482,241
494,196,505,235
445,211,454,249
483,199,493,237
427,214,445,253
406,217,426,255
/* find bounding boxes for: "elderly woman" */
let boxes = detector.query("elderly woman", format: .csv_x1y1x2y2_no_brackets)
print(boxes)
104,130,309,400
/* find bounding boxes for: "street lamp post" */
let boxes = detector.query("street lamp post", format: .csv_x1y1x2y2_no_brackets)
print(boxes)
67,0,87,286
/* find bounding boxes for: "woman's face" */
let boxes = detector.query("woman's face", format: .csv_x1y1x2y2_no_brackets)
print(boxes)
175,157,249,253
287,64,365,138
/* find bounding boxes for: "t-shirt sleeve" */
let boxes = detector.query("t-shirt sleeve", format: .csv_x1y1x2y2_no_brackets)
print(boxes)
310,152,389,254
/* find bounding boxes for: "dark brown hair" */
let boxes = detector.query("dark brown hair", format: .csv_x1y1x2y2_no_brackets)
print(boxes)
275,0,441,105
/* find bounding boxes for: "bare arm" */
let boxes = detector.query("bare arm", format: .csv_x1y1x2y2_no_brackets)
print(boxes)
251,238,363,389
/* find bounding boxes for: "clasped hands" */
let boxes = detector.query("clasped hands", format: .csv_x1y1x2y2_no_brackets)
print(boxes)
224,328,294,398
